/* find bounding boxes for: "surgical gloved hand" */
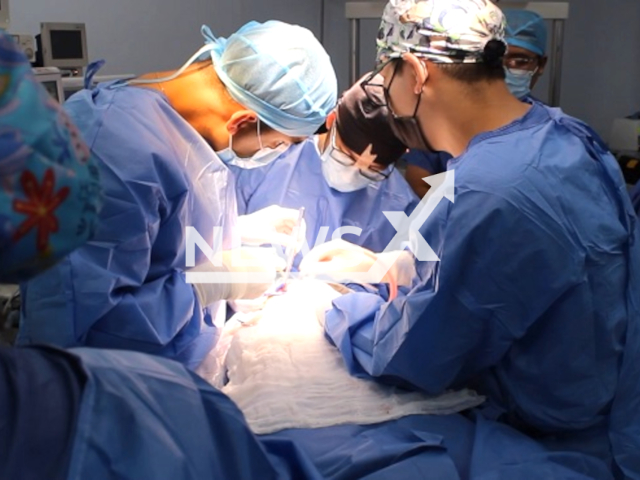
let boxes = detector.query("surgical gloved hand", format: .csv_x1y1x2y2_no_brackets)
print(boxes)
238,205,307,253
299,239,416,300
189,247,286,305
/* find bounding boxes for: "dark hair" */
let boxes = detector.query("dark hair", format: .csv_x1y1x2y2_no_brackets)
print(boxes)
436,40,506,83
335,73,406,167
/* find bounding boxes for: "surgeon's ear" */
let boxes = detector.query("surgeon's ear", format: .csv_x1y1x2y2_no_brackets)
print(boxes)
402,53,429,95
325,111,337,130
226,110,258,135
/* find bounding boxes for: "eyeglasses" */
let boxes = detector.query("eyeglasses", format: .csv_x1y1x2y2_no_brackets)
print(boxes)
361,58,428,151
325,126,394,182
360,58,399,108
503,55,541,71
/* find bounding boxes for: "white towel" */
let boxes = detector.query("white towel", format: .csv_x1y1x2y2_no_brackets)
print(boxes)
199,280,484,435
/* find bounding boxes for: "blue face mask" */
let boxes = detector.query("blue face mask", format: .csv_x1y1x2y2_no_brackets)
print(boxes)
505,68,536,100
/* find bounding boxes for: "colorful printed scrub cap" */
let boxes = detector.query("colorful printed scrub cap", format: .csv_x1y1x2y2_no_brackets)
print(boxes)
0,33,101,282
376,0,507,64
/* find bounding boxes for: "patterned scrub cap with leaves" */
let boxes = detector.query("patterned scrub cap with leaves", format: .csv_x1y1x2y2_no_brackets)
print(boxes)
376,0,507,64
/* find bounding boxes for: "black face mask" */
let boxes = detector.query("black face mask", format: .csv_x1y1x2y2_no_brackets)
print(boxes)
384,61,432,151
388,110,431,151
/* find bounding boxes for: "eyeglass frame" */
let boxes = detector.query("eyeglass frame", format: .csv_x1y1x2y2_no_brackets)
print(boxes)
359,57,396,109
361,58,422,118
361,58,424,140
324,123,395,182
503,53,542,72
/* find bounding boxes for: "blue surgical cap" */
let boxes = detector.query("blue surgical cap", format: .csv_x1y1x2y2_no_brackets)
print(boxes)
201,21,338,137
504,9,547,57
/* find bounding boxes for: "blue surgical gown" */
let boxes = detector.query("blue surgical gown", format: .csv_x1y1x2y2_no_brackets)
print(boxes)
5,346,606,480
230,138,419,258
402,98,544,178
264,412,612,479
323,103,640,478
0,346,85,480
630,181,640,215
18,82,238,370
0,346,323,480
403,149,451,175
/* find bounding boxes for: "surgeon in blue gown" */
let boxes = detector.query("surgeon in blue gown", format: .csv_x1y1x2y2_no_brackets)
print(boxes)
231,73,418,261
0,33,324,480
18,21,337,370
300,1,640,478
404,8,549,199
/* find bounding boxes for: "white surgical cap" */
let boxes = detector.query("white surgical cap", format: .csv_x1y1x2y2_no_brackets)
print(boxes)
202,21,338,137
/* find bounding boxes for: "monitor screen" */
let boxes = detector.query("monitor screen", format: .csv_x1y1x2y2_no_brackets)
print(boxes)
50,30,84,60
41,80,61,102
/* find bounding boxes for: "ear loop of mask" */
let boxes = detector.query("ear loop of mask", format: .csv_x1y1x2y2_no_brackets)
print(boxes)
229,118,265,155
123,43,215,87
125,25,224,88
384,58,424,116
388,59,431,152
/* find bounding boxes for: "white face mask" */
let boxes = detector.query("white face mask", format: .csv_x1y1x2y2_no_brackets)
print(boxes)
216,118,289,169
320,146,374,193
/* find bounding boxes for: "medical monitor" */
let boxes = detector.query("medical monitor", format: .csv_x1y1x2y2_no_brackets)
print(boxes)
32,68,64,104
38,22,88,70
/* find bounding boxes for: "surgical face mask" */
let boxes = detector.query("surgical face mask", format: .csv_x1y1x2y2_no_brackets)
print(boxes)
318,130,376,192
505,68,536,100
216,119,289,169
384,61,432,151
320,150,374,192
388,110,431,151
319,127,390,192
